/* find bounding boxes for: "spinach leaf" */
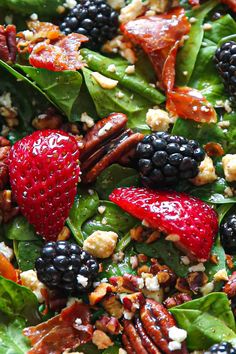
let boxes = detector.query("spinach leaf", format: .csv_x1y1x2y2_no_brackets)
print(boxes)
98,249,135,280
81,49,165,104
77,343,102,354
95,164,139,199
82,201,137,239
170,293,236,350
0,0,64,16
224,111,236,153
82,67,150,132
135,239,189,277
176,0,218,85
103,346,120,354
18,66,83,120
67,189,100,246
14,240,43,271
0,276,40,325
0,317,30,354
3,216,40,241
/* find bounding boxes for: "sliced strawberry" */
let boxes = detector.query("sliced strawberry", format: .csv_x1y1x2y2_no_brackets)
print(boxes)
9,130,80,241
109,187,218,261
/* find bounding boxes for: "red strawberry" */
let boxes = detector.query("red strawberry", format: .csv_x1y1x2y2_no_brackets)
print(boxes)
9,130,80,241
109,187,218,261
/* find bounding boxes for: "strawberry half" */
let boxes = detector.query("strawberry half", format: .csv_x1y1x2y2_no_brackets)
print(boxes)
109,187,218,261
9,130,80,241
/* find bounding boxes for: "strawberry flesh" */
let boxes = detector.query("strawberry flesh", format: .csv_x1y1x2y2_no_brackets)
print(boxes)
9,130,80,241
109,187,218,261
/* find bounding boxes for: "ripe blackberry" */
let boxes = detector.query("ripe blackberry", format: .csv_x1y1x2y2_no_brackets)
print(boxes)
214,41,236,104
220,214,236,254
35,241,99,293
60,0,119,50
205,342,236,353
136,132,205,188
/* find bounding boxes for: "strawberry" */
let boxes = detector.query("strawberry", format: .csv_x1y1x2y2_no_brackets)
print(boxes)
109,187,218,261
9,130,80,241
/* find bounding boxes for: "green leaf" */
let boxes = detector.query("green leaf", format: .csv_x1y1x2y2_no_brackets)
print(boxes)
81,49,165,105
224,111,236,153
170,293,236,350
176,0,218,85
3,216,40,241
82,201,137,239
135,239,189,277
95,164,139,199
15,240,43,271
82,67,150,132
77,343,102,354
0,0,64,16
0,276,40,325
0,317,30,354
103,346,120,354
18,66,83,120
98,248,135,279
67,188,100,246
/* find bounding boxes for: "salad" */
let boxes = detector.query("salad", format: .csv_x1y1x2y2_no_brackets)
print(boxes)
1,0,236,353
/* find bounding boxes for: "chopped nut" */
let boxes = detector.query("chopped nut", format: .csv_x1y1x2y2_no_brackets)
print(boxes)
222,154,236,182
224,272,236,298
0,189,19,223
102,294,124,318
226,255,234,270
57,226,70,241
0,242,13,261
89,283,116,306
213,268,228,282
0,25,16,63
83,230,118,258
187,272,208,294
164,293,192,309
95,316,122,335
112,251,125,263
91,72,118,89
122,292,145,312
175,278,191,294
130,225,144,242
32,109,63,130
125,65,135,74
130,255,138,269
209,254,219,265
20,270,46,303
191,156,217,186
146,230,160,243
137,265,150,276
200,281,214,296
137,254,148,264
119,0,146,23
146,108,175,132
165,234,180,242
92,330,114,350
204,142,224,157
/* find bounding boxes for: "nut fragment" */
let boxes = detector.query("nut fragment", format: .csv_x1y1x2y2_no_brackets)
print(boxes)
83,230,118,258
0,190,19,224
32,108,63,130
92,330,114,350
102,294,124,319
164,293,192,309
224,272,236,298
0,136,10,190
0,25,16,63
95,316,122,335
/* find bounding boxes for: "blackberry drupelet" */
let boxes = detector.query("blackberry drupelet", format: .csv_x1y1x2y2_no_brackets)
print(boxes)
35,241,99,293
214,41,236,104
205,342,236,353
60,0,119,49
220,214,236,254
136,132,205,188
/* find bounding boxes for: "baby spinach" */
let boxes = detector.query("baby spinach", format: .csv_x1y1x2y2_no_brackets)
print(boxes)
0,276,40,325
82,201,137,239
18,66,83,121
95,164,139,199
81,49,165,104
170,293,236,350
67,188,100,246
0,317,30,354
77,343,102,354
0,0,64,16
224,111,236,153
135,238,189,277
14,240,43,271
82,67,150,132
103,346,119,354
98,249,135,280
3,216,40,241
176,0,218,85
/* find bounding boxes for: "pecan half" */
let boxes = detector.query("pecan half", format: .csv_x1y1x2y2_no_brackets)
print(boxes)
0,25,16,63
164,293,192,309
0,137,10,191
224,271,236,298
95,316,122,335
80,113,144,183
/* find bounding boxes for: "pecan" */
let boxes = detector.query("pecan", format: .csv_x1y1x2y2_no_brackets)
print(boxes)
187,272,208,294
224,271,236,298
150,262,177,288
32,108,63,130
204,142,224,157
0,136,10,191
92,330,114,350
123,320,149,354
164,293,192,309
137,265,150,276
102,294,124,319
95,316,122,335
226,255,235,270
123,274,144,292
80,113,144,183
0,190,19,223
89,283,116,306
209,254,219,265
175,277,191,294
0,25,16,63
122,292,145,312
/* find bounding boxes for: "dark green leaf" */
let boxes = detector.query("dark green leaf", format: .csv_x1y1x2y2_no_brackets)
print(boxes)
0,317,30,354
18,66,83,120
99,248,135,279
3,216,40,241
82,201,137,239
81,49,165,105
82,67,150,132
0,276,40,325
67,189,100,246
0,0,64,16
95,164,139,199
103,346,120,354
15,240,43,271
170,293,236,350
135,239,189,277
77,343,102,354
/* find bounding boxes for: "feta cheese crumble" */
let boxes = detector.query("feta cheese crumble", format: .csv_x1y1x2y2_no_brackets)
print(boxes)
77,274,89,288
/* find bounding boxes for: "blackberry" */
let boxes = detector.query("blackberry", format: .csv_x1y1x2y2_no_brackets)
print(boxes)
136,132,205,188
220,214,236,254
214,41,236,104
205,342,236,353
35,241,99,293
60,0,119,50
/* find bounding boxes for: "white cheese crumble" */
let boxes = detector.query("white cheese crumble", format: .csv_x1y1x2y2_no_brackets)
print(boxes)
191,156,217,186
180,256,190,265
168,341,182,351
222,154,236,182
107,64,117,73
165,234,180,242
20,270,45,303
115,91,125,99
77,274,89,288
168,326,187,342
188,263,206,273
91,72,118,89
202,23,212,30
98,205,106,214
63,0,77,9
0,242,13,261
80,112,95,128
30,13,38,20
123,310,134,320
23,30,34,41
145,276,160,291
74,318,82,325
189,17,197,23
119,0,146,23
125,65,135,74
200,281,214,296
213,268,228,282
146,108,174,132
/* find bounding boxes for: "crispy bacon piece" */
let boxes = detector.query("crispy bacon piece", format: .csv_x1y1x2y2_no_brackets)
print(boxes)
121,8,217,124
23,302,93,354
0,25,16,63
